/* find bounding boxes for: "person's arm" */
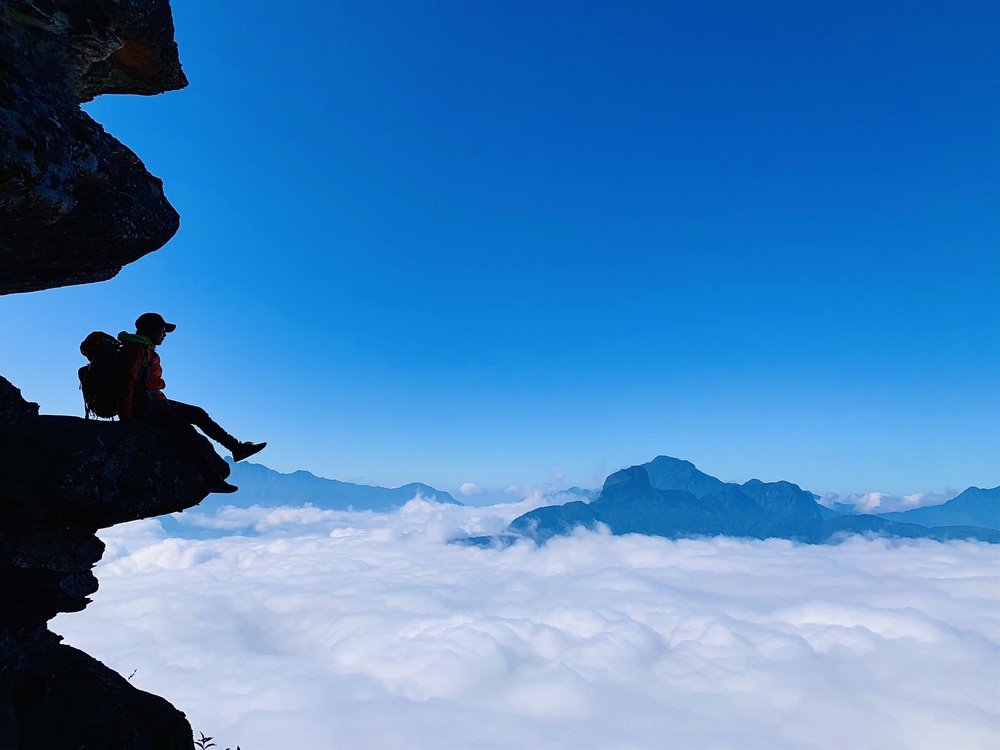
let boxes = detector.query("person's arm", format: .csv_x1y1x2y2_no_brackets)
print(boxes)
117,344,144,421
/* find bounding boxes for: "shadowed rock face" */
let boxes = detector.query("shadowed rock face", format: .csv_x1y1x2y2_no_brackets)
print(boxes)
1,631,194,750
0,377,214,632
0,376,212,747
0,0,188,294
1,1,202,746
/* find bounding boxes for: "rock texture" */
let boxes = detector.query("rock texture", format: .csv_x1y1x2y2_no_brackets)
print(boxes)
1,630,193,750
1,1,202,746
0,376,217,747
0,0,187,294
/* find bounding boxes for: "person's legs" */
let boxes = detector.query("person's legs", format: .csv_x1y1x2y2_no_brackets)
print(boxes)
164,399,265,461
163,400,240,451
144,400,231,487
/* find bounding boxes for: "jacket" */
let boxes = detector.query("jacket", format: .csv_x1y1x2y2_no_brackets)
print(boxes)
116,332,167,419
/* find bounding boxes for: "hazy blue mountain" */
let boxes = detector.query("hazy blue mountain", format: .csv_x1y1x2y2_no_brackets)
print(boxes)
818,514,998,542
739,478,824,520
559,487,599,502
877,487,1000,530
508,466,772,543
817,500,860,517
196,460,461,513
640,456,824,523
475,458,1000,546
816,504,846,520
642,456,733,499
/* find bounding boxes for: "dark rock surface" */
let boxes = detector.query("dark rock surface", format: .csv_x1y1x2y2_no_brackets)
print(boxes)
0,0,188,294
1,631,193,750
1,375,207,747
1,1,196,742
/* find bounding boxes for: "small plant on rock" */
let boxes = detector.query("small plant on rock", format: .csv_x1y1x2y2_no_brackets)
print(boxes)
194,731,241,750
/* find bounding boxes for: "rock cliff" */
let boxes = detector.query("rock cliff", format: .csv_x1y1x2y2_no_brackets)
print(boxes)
0,375,213,747
0,1,205,747
0,0,187,294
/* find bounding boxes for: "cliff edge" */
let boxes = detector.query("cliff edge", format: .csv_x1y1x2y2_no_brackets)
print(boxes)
0,375,211,747
0,1,204,747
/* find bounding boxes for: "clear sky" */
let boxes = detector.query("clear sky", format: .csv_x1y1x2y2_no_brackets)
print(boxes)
2,0,998,497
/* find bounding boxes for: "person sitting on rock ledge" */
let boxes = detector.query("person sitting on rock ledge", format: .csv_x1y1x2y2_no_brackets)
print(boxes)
117,312,266,494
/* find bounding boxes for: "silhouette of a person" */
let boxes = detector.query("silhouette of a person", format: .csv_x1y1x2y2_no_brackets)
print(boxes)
117,312,265,493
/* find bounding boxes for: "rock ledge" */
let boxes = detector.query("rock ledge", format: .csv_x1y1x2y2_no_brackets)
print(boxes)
0,375,211,748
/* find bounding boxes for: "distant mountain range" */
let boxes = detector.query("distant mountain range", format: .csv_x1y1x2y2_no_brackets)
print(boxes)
465,456,999,545
186,456,999,545
876,486,999,530
195,460,461,513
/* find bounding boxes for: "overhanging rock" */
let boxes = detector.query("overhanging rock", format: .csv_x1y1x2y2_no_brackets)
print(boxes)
0,374,215,746
0,0,188,294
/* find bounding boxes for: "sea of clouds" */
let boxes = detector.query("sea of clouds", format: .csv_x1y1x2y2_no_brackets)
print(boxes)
53,498,1000,750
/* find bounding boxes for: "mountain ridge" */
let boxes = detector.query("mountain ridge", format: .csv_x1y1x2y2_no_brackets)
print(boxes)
197,460,462,513
876,486,1000,530
477,456,999,546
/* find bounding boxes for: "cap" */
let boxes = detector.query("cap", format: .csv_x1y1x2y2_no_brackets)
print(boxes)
135,312,177,333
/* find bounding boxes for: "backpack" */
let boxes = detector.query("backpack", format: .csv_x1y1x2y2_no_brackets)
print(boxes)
79,331,123,419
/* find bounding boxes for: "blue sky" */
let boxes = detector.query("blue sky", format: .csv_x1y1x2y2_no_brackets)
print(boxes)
2,0,998,496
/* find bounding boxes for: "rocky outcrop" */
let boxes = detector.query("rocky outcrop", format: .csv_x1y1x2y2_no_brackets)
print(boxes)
1,1,202,745
0,632,194,750
0,375,217,747
0,0,188,294
0,376,217,632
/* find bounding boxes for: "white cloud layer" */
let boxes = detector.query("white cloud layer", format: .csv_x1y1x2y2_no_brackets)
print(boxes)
53,500,1000,750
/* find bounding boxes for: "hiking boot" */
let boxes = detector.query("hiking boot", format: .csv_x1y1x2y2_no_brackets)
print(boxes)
231,441,267,462
206,478,239,494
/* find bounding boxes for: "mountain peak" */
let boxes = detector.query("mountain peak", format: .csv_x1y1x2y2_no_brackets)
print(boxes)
603,465,651,490
493,456,1000,545
648,455,697,467
642,456,727,498
877,486,1000,530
